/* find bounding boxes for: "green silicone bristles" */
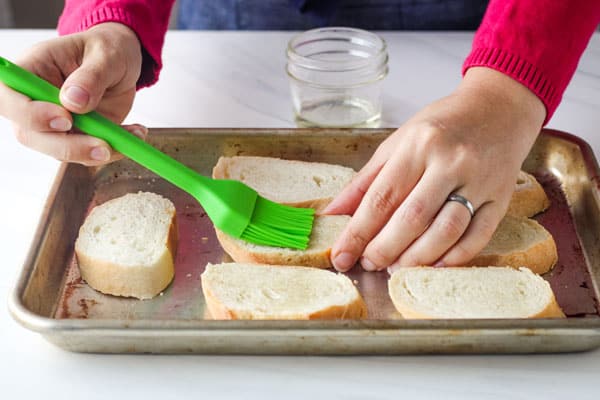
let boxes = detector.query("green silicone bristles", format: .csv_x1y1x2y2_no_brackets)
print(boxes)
241,196,315,249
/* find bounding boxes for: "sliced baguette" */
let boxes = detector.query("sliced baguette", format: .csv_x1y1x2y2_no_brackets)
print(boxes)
468,214,557,274
216,215,349,269
213,157,555,272
212,156,356,213
75,192,177,299
201,262,367,319
507,171,550,217
218,213,556,274
214,156,548,218
388,266,565,319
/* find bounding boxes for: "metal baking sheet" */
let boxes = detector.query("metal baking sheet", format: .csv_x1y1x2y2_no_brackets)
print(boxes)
9,128,600,354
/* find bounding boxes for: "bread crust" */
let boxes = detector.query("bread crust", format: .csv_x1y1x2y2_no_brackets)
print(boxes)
215,228,334,269
279,199,336,215
391,294,564,319
507,171,550,217
212,156,351,214
388,267,565,319
75,204,177,300
467,236,557,275
467,217,558,274
202,269,367,320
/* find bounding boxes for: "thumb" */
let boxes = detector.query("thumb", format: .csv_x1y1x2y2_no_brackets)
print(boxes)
59,48,123,114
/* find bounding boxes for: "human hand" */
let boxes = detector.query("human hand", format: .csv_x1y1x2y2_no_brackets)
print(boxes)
0,22,145,165
325,67,547,272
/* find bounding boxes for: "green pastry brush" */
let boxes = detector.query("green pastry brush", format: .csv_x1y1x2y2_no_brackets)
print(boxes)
0,56,314,249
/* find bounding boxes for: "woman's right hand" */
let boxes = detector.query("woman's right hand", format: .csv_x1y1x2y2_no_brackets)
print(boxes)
0,22,146,165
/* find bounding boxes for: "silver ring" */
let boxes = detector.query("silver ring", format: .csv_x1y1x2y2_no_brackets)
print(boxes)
447,193,475,217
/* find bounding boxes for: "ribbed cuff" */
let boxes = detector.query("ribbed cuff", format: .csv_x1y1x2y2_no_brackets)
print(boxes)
463,47,559,124
69,7,160,89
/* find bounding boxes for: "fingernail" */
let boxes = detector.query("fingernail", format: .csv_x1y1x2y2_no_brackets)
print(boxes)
333,252,356,271
49,117,72,131
90,147,110,161
360,256,378,271
387,265,399,275
433,260,445,268
321,202,336,214
131,127,147,139
63,86,89,108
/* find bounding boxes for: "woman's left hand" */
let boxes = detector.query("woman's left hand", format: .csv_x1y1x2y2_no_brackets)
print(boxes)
325,67,547,272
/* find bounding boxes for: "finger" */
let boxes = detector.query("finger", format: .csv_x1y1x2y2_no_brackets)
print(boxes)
0,83,73,132
389,195,475,268
322,157,384,215
13,123,146,165
435,201,503,267
13,124,120,166
123,123,148,140
359,168,457,271
323,133,399,215
59,44,125,114
330,150,424,272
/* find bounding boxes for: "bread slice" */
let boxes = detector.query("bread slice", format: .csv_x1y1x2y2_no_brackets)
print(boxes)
75,192,178,299
216,215,349,269
212,156,356,213
217,212,556,274
507,171,550,217
213,157,555,272
468,215,557,274
214,156,548,218
388,266,565,319
201,262,367,319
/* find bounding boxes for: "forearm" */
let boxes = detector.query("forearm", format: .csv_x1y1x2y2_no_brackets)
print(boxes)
58,0,175,88
454,67,546,164
463,0,600,124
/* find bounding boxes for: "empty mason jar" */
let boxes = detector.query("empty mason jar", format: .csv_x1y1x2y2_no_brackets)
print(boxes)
286,27,388,128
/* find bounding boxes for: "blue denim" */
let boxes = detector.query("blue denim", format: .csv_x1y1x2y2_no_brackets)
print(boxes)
178,0,489,30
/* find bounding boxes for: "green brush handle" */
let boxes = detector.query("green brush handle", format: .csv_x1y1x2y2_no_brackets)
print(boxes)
0,56,205,196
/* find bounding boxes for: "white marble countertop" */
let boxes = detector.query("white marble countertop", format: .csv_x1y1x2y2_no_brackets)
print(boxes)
1,30,599,399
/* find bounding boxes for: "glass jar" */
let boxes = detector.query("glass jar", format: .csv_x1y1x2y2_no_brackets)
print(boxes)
286,27,388,128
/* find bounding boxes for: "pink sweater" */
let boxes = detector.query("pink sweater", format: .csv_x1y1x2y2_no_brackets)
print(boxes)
58,0,600,122
58,0,175,88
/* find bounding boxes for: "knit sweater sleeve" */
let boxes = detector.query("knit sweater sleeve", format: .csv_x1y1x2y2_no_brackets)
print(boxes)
463,0,600,123
57,0,175,89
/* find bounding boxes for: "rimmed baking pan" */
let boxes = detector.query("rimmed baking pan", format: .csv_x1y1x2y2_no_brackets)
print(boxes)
9,128,600,354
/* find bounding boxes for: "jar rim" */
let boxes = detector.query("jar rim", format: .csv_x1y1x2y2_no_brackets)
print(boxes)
286,63,389,89
287,27,388,72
